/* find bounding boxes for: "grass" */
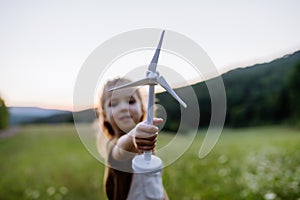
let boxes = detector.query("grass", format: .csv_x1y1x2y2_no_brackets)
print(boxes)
0,125,300,200
0,125,104,200
162,127,300,200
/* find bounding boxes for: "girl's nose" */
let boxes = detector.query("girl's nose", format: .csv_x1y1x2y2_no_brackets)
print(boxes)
118,101,129,112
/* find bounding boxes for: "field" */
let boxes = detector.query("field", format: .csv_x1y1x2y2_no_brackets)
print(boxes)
0,125,300,200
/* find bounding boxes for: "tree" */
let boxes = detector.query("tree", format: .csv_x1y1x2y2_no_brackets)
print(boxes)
0,96,9,130
287,62,300,124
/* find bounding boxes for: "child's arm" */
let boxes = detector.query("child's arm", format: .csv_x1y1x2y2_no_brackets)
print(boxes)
111,118,163,161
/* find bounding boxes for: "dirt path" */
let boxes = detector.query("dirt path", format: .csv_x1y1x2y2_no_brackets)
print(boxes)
0,126,19,139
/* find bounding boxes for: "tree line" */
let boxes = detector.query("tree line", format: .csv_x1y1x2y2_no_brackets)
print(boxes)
157,51,300,131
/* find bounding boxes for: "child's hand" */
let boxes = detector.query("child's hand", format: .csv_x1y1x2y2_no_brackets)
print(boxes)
133,118,163,151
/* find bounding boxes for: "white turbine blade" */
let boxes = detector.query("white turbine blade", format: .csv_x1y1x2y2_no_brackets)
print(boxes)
148,30,165,72
108,77,150,91
157,76,187,108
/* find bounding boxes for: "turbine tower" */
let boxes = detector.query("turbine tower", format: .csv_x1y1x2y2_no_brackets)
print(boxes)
109,30,187,173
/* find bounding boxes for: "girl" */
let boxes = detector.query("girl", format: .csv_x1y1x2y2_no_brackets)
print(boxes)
97,78,168,200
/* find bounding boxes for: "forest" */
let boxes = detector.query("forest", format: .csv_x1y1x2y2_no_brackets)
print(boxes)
157,50,300,131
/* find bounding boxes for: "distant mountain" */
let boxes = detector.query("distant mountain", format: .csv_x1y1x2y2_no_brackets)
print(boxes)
9,107,72,125
9,107,97,125
9,107,70,117
73,108,97,123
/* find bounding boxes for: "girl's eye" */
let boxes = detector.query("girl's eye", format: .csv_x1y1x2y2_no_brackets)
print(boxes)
129,97,136,104
108,101,117,107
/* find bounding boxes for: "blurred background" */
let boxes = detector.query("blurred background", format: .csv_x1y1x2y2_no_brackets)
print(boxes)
1,0,300,199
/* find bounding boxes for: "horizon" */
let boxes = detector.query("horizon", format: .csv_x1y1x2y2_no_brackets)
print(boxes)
5,48,300,112
1,1,300,111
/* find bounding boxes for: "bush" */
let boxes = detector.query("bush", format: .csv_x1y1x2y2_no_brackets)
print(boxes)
0,96,9,130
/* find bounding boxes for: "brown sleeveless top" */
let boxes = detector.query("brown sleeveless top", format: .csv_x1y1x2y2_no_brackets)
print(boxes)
105,139,134,200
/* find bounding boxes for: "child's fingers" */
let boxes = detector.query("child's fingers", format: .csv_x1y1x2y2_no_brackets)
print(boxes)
135,132,157,141
136,144,156,151
134,138,157,151
137,118,163,133
134,123,158,150
133,121,162,151
137,123,159,134
153,118,163,126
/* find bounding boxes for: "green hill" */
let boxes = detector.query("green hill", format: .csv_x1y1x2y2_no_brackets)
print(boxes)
157,50,300,131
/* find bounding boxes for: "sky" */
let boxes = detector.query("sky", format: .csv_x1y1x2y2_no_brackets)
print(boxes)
0,0,300,110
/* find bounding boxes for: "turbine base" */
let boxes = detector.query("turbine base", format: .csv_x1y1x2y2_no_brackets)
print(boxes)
132,154,162,173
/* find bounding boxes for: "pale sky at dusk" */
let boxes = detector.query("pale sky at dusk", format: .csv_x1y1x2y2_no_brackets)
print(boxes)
0,0,300,110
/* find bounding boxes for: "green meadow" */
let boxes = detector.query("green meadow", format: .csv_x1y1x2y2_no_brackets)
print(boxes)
0,125,300,200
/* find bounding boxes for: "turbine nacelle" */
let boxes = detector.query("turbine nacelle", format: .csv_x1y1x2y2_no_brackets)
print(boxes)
108,70,187,108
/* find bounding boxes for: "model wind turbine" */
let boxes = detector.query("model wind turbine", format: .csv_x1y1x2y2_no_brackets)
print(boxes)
109,30,187,173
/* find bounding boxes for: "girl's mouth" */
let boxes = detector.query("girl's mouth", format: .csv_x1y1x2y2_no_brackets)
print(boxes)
119,115,132,121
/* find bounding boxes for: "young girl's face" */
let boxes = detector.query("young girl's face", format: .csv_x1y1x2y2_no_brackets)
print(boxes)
104,88,143,134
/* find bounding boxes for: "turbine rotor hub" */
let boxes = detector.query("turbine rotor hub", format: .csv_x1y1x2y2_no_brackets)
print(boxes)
146,70,159,85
